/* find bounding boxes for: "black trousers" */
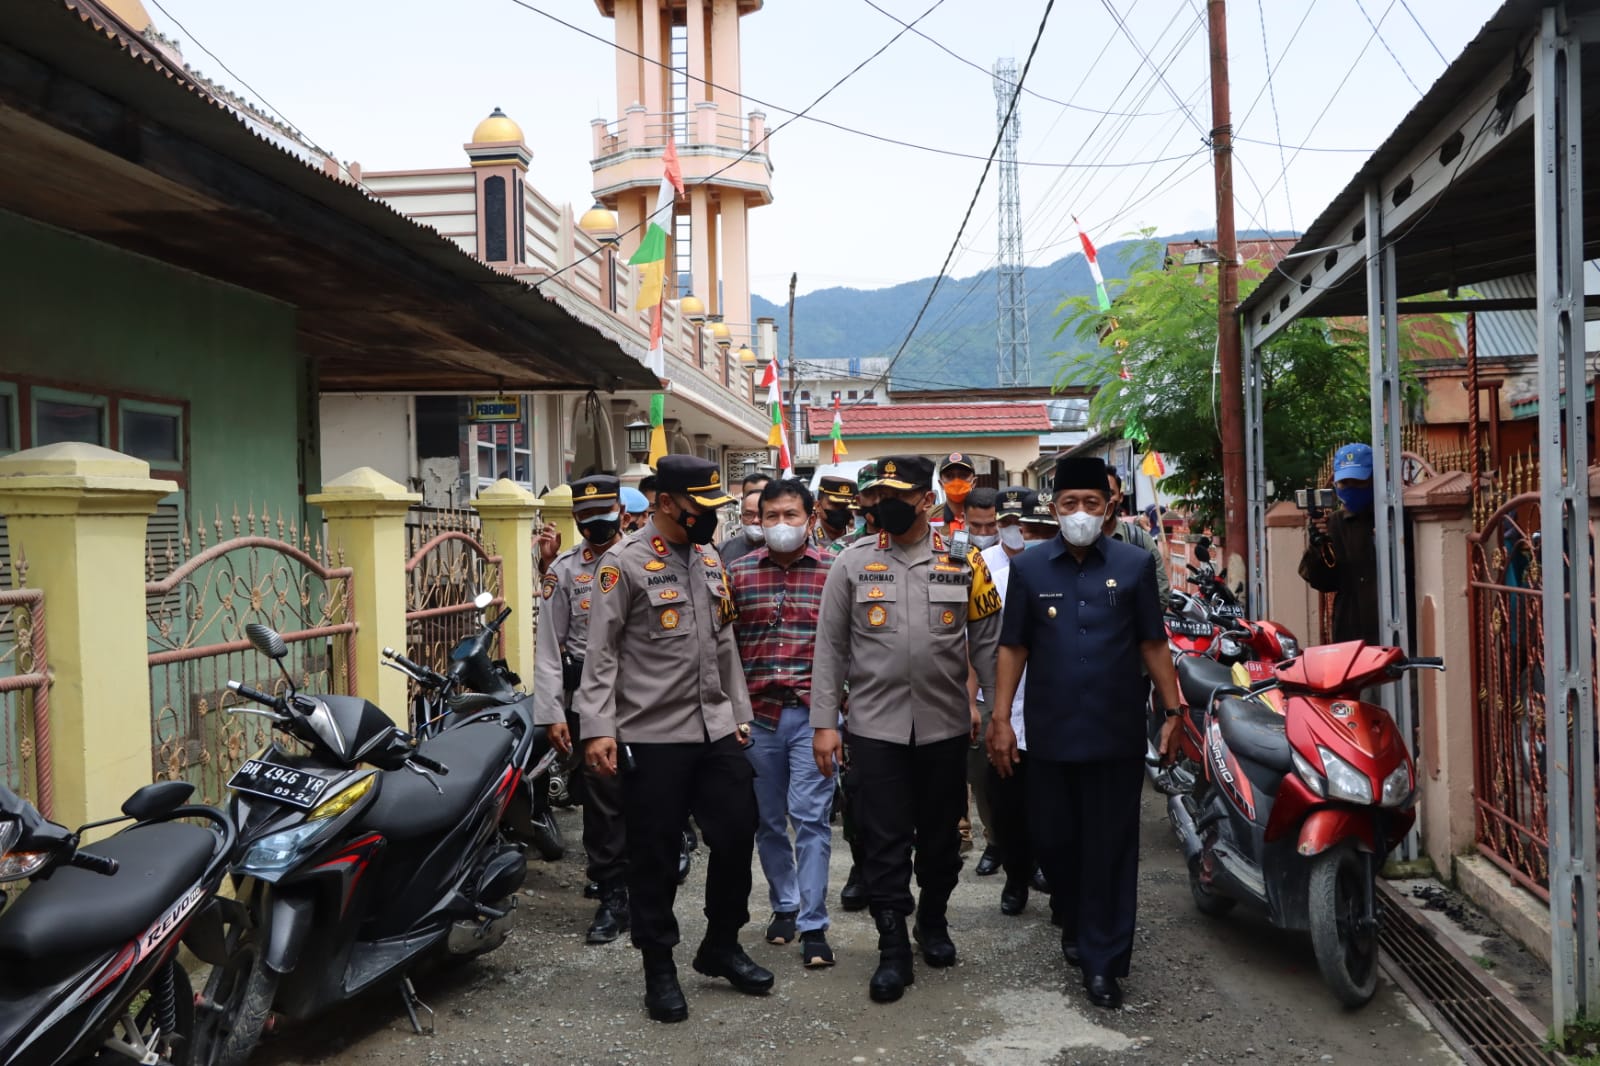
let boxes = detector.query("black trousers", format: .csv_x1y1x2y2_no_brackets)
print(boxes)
565,707,626,885
985,751,1033,889
847,733,967,918
1027,756,1144,979
622,735,757,956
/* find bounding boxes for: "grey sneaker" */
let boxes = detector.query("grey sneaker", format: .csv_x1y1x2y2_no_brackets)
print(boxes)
765,911,799,945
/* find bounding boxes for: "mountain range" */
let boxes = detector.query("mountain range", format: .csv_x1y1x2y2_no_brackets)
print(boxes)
750,229,1291,392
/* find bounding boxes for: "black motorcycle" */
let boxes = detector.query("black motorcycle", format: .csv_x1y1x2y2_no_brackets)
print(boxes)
382,592,563,861
0,779,234,1066
200,622,532,1066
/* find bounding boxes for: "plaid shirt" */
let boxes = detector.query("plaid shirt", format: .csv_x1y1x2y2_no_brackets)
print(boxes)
727,544,832,729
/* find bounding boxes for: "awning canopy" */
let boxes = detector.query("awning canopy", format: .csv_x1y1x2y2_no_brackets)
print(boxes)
0,0,658,394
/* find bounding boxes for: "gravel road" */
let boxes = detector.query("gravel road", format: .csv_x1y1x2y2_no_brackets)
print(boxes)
251,783,1461,1066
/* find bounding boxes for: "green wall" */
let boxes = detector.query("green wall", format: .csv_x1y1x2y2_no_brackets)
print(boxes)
0,209,315,524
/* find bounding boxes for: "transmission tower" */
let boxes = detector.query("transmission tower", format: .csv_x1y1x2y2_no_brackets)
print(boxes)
993,57,1030,387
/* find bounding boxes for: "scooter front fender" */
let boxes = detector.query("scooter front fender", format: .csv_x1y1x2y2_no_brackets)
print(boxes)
1296,808,1377,857
263,892,315,975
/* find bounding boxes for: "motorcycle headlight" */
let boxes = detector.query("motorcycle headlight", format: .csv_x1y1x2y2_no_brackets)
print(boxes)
1380,762,1413,808
1317,746,1373,805
1278,635,1300,660
1292,749,1326,798
237,819,337,879
308,773,375,822
1218,636,1243,660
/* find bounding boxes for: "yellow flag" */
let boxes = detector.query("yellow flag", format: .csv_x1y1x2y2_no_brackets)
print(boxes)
635,261,666,311
647,424,668,467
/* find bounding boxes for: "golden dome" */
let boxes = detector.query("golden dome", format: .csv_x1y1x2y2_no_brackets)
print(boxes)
578,202,617,237
104,0,153,32
679,294,706,319
737,346,757,366
472,108,524,144
710,320,732,343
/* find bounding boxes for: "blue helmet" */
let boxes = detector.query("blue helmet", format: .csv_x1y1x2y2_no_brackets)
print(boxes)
620,486,649,514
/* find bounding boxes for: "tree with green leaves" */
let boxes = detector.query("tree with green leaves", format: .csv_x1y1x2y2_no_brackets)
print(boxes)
1052,234,1449,529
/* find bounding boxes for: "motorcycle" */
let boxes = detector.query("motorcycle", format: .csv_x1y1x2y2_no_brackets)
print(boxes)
1164,640,1441,1006
381,593,564,862
200,621,532,1066
1182,539,1300,665
0,779,234,1066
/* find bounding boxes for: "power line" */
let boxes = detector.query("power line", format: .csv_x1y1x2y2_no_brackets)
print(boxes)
1352,0,1423,96
1255,0,1294,232
1398,0,1449,64
1098,0,1208,138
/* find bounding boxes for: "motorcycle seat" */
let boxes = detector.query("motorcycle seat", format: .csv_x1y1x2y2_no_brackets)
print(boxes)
447,691,517,715
0,821,216,970
1177,655,1235,712
359,722,514,842
1215,696,1293,773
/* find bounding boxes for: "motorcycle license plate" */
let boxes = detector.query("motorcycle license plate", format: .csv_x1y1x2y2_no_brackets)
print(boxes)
1169,619,1213,637
1213,604,1244,618
227,759,341,809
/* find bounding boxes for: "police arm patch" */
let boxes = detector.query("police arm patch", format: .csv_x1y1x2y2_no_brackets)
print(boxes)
540,573,558,600
598,565,621,594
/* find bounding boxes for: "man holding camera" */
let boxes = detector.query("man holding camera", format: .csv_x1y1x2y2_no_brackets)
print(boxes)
1299,442,1380,644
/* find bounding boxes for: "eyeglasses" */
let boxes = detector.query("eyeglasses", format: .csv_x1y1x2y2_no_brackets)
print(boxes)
767,586,787,629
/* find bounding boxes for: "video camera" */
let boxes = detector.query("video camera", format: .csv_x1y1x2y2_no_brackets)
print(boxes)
1295,488,1336,547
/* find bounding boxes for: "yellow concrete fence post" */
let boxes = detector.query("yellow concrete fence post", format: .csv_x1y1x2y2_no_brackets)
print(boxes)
0,443,177,829
308,468,419,721
538,483,577,556
471,479,541,688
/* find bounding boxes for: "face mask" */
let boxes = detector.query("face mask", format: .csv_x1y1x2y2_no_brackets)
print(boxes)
819,507,850,532
579,516,621,545
876,497,920,536
763,521,809,554
742,523,765,544
858,504,879,533
675,506,719,546
1022,536,1051,551
1336,486,1373,514
1058,510,1102,548
998,525,1025,551
969,532,998,550
942,478,974,503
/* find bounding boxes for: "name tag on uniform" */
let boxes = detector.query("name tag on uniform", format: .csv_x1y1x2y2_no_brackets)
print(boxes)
1037,592,1063,599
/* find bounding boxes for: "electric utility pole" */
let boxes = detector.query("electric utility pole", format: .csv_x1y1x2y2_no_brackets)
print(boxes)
1209,0,1247,587
788,272,799,471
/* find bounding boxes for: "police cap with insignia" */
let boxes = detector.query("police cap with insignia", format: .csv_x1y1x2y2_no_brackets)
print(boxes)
997,485,1032,518
874,455,934,491
655,454,735,507
570,474,620,513
1021,493,1057,526
818,475,857,505
1052,455,1110,494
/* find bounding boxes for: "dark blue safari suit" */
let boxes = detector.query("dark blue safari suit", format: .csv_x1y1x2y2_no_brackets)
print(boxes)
999,532,1164,981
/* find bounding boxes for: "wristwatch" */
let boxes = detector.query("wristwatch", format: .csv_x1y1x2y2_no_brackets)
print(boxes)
1163,707,1183,719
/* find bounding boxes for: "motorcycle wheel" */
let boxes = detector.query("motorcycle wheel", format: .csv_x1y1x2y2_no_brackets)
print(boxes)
1187,857,1237,917
1308,842,1380,1007
529,808,565,861
101,961,194,1065
194,916,280,1066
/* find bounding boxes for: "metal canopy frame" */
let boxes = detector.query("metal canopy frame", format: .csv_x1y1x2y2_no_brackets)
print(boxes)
1238,0,1600,1030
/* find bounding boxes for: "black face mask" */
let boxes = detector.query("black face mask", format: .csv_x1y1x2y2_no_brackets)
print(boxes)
579,518,620,545
820,506,851,532
858,504,879,533
675,506,719,546
875,497,920,536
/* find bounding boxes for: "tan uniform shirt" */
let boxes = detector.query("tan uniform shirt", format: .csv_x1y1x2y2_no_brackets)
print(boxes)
811,528,1003,745
532,540,617,726
574,518,753,743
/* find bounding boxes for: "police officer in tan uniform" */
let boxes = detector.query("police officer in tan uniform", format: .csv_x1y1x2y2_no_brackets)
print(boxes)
810,455,1003,1004
533,475,628,945
576,455,773,1023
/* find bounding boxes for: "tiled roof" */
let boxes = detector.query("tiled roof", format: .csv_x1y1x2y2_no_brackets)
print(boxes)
805,402,1053,439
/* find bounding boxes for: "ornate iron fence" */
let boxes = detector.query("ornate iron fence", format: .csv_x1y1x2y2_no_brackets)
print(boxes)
147,506,356,805
403,508,502,725
0,553,50,817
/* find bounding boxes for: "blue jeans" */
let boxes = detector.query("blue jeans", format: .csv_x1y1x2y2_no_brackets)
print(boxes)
745,703,834,932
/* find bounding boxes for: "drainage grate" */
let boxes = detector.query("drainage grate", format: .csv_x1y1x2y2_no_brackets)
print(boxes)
1376,880,1561,1066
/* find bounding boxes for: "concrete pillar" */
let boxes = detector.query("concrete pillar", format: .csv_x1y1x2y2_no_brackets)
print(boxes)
0,443,176,829
614,0,641,114
1263,501,1319,645
720,195,750,338
706,208,721,317
686,0,708,105
472,480,541,689
690,184,712,305
1403,472,1476,873
308,468,419,720
640,0,663,116
710,0,741,113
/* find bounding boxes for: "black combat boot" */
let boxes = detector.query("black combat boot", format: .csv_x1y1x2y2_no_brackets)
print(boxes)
585,881,629,944
912,896,957,968
868,908,915,1003
692,934,775,995
642,951,687,1023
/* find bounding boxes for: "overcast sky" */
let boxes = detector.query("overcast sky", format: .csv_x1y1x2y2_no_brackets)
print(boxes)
145,0,1500,302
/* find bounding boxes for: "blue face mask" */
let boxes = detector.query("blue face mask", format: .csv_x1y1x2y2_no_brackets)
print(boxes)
1022,536,1051,551
1336,485,1373,514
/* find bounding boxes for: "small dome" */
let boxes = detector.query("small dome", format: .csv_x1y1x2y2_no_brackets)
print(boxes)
737,346,757,366
710,320,732,342
472,107,524,144
578,202,617,237
679,294,706,318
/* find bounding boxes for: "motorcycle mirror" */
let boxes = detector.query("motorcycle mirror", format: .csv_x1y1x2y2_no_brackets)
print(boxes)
473,591,494,611
120,780,195,821
244,623,289,661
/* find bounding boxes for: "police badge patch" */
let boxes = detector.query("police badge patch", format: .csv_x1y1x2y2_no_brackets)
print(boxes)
868,604,888,627
598,565,621,594
540,574,558,600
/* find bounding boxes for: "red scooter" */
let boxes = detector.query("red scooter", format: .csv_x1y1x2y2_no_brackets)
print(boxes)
1164,641,1441,1006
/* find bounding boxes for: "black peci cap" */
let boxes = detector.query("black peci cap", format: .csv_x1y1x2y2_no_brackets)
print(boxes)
874,455,934,491
1053,455,1109,492
654,455,735,507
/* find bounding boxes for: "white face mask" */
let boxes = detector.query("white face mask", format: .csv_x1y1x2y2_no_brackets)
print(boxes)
742,524,765,544
1058,510,1102,547
998,525,1025,551
763,521,809,554
969,532,998,550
